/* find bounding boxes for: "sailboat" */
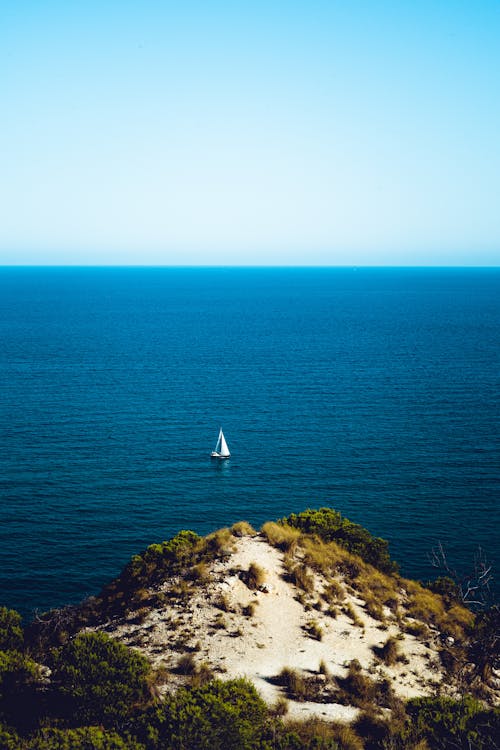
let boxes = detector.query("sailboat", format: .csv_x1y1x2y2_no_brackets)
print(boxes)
211,428,230,459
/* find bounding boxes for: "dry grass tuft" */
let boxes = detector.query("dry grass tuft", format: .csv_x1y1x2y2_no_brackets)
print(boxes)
246,562,266,590
231,520,256,537
343,602,365,628
306,620,323,641
205,528,234,556
373,636,401,666
261,521,301,551
187,562,211,582
283,719,364,750
322,579,345,603
288,563,315,593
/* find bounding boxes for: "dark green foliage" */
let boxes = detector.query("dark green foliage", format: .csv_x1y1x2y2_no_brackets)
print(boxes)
0,722,20,749
0,649,40,728
133,678,268,750
128,530,201,582
429,576,462,605
25,726,145,749
96,530,202,620
0,608,24,651
52,631,151,726
406,695,500,750
284,508,398,574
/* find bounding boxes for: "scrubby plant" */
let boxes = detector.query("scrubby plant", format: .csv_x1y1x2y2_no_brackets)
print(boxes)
285,507,398,574
212,613,227,630
188,562,211,583
205,528,234,557
373,635,401,666
288,563,314,593
306,620,323,641
0,608,24,652
342,602,364,628
242,602,256,618
364,597,386,622
132,678,268,750
231,521,256,537
276,718,364,750
261,521,301,551
269,696,289,718
322,579,345,603
245,562,266,590
176,653,197,675
336,659,394,710
403,620,430,638
278,667,309,701
52,631,151,726
189,661,214,688
318,659,330,677
214,594,231,612
23,726,145,749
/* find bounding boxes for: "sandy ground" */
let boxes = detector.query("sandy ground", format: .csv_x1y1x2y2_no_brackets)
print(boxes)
97,534,443,722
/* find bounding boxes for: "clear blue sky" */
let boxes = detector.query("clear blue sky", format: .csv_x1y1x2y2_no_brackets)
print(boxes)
1,1,499,265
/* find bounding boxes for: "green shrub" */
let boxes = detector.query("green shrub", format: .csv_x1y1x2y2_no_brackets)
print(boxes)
53,631,151,726
0,649,40,727
284,507,398,574
0,724,21,750
406,695,500,750
25,726,145,749
133,678,268,750
0,608,24,652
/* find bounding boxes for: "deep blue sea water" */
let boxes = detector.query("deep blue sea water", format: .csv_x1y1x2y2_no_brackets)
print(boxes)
0,267,499,620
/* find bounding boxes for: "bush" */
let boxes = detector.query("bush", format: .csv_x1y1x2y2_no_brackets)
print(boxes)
52,631,151,726
278,667,309,701
0,649,40,728
0,608,24,652
276,718,364,750
284,508,398,574
25,726,145,749
0,724,20,750
306,620,323,641
245,563,266,590
406,695,500,750
373,636,400,666
231,521,256,537
261,522,301,551
288,564,314,593
133,678,268,750
176,653,197,675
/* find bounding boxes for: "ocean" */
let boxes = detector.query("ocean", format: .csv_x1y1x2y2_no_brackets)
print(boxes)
0,267,498,619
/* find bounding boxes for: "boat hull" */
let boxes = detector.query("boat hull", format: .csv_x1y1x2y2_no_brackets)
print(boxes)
211,452,230,459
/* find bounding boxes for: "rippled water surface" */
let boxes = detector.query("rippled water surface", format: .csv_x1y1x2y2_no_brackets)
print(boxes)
1,267,498,618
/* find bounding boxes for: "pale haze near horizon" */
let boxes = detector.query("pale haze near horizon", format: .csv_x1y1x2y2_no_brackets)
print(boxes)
1,1,499,266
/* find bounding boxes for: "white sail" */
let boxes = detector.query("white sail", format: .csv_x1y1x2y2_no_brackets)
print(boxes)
212,427,230,458
219,430,230,457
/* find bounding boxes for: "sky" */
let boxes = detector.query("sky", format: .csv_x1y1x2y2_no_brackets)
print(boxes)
1,1,499,265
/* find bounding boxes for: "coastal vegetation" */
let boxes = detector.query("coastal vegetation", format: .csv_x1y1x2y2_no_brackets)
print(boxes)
1,508,498,748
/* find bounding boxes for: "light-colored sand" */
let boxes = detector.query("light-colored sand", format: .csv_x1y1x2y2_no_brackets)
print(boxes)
95,533,443,722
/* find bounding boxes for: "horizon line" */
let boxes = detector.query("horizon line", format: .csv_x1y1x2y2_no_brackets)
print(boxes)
1,264,499,270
